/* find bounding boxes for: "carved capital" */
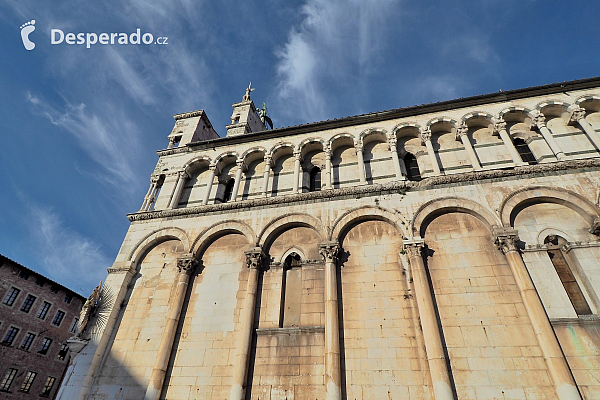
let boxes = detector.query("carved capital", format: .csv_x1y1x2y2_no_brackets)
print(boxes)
178,170,189,180
493,120,507,135
420,130,432,145
530,111,546,129
150,175,161,185
455,124,468,140
208,164,218,173
319,242,340,264
293,150,302,161
590,218,600,236
244,247,265,269
387,136,397,149
570,107,586,123
236,159,245,169
403,239,425,258
492,227,520,254
354,141,363,153
176,255,197,275
264,155,273,167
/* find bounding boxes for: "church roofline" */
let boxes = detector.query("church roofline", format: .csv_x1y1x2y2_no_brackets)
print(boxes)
169,76,600,153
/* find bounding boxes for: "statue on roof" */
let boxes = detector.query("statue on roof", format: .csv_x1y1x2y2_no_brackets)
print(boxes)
243,82,255,101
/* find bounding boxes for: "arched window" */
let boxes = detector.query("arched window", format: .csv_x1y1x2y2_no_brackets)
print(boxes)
513,138,537,164
544,235,592,315
404,153,421,181
222,178,235,203
309,166,321,192
280,253,302,327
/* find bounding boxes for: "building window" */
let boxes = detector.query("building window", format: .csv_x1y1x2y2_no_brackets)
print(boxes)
37,337,52,355
2,327,19,346
20,333,36,351
514,138,537,164
280,253,302,328
52,310,65,326
3,287,20,306
37,302,51,320
35,278,45,287
20,294,36,313
309,167,321,192
0,368,18,391
57,344,69,361
40,376,56,397
223,178,235,203
64,294,73,304
545,235,592,315
404,153,421,181
19,371,37,393
69,318,79,334
18,270,29,280
50,286,58,294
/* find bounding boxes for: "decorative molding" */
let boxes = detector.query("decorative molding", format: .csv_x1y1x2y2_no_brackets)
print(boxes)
244,247,265,270
492,227,520,254
256,326,325,335
127,158,600,222
176,255,198,275
402,238,425,258
173,110,205,120
318,242,340,264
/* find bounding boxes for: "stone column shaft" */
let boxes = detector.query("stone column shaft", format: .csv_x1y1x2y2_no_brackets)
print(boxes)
404,240,454,400
457,126,482,170
355,143,367,184
532,112,566,160
571,108,600,150
421,131,442,175
229,248,264,400
144,257,196,400
293,152,301,193
495,121,526,165
325,149,333,188
169,172,188,209
203,166,217,205
140,183,155,211
262,157,272,197
494,230,581,400
388,138,405,180
232,163,244,202
319,242,342,400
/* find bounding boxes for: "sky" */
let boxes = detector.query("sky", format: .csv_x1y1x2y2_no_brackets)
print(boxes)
1,0,599,295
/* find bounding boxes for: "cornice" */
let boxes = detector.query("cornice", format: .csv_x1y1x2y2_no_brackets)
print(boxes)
127,158,600,222
173,110,205,120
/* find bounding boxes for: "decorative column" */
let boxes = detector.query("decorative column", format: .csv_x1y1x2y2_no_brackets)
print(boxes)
167,137,176,149
421,129,442,175
354,141,367,185
570,107,600,150
262,155,272,197
140,175,160,211
293,150,302,193
232,160,245,202
403,239,454,400
456,124,482,170
202,165,218,205
494,120,527,166
319,242,342,400
387,136,405,180
229,247,265,400
144,255,197,400
168,170,189,209
531,111,566,160
324,146,333,188
493,228,582,400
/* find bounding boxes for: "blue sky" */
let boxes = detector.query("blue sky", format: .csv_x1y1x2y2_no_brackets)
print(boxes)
1,0,599,295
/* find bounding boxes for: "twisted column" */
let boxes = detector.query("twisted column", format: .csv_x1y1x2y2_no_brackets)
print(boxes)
319,242,342,400
229,247,265,400
168,170,189,209
493,228,581,400
531,111,566,160
387,136,405,180
232,160,245,202
421,129,442,175
202,165,218,205
494,120,527,166
354,141,367,185
144,255,197,400
262,155,272,197
456,124,482,170
570,107,600,150
403,239,454,400
293,151,302,193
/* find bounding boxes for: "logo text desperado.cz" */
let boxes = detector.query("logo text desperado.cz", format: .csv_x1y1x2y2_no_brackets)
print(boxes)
51,29,167,48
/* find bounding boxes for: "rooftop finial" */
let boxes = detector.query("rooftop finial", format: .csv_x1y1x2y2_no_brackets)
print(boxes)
243,82,255,101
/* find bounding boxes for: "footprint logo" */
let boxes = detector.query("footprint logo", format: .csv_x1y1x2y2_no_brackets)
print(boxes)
20,20,36,50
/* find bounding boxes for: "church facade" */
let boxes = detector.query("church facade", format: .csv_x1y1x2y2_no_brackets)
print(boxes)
59,78,600,400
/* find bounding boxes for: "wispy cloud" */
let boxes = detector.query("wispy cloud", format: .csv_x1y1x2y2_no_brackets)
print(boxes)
27,205,110,294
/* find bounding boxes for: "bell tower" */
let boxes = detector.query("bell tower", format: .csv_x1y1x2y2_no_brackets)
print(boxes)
226,83,269,136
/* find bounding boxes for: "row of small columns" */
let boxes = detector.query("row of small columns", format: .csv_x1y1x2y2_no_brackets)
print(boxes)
151,108,600,211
